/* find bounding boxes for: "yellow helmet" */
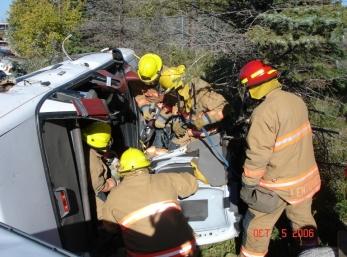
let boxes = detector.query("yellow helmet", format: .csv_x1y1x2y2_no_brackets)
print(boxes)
159,65,186,91
82,122,112,149
137,53,163,85
118,148,150,174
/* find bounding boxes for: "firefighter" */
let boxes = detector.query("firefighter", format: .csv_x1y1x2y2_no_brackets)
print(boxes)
136,53,171,148
102,148,199,257
157,65,229,144
135,53,163,121
238,60,321,257
158,65,231,186
82,122,117,220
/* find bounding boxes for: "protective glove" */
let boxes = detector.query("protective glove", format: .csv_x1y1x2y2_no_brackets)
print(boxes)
141,104,156,121
190,159,209,184
193,113,211,130
154,108,172,128
172,119,187,137
193,118,208,130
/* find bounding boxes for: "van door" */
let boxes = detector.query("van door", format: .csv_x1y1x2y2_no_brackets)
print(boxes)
41,118,91,253
38,82,140,254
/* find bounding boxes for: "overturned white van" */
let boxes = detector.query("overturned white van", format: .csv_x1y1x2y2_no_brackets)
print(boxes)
0,48,239,255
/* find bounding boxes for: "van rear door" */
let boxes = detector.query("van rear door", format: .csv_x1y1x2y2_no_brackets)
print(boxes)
38,73,140,254
40,118,91,253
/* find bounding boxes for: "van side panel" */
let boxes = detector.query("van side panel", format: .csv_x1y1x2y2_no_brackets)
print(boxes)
0,117,61,247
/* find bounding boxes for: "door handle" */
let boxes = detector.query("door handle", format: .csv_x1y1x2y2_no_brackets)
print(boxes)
54,187,71,219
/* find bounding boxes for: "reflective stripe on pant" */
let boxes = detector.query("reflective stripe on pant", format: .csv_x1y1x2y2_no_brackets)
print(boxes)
259,165,321,205
241,198,316,256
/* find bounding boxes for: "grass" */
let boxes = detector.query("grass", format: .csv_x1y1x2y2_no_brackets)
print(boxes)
200,239,237,257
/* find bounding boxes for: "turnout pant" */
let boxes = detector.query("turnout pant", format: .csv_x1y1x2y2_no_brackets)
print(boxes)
240,198,317,257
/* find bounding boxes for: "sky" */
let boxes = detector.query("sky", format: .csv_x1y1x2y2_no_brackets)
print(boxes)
0,0,346,22
0,0,12,22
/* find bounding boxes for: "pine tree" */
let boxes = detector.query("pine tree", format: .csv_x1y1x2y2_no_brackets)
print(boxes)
246,4,346,93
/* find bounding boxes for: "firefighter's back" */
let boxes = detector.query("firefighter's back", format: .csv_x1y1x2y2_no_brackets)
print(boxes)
103,171,197,253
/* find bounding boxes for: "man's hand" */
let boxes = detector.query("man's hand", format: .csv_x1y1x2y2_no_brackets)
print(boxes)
171,105,179,115
102,178,117,192
145,146,168,158
144,89,164,103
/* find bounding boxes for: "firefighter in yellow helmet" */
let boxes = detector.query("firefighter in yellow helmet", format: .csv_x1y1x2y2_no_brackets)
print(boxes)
82,121,117,220
137,53,163,86
135,53,164,121
136,55,230,139
158,64,231,187
135,53,172,149
158,65,229,144
102,148,199,257
238,60,320,257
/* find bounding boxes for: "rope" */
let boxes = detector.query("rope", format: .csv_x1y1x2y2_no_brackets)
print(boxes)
201,127,241,178
201,127,229,167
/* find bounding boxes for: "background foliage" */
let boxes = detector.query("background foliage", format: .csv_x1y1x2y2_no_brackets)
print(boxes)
8,0,83,63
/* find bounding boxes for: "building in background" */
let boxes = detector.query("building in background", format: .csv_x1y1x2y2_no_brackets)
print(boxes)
0,22,9,50
0,22,15,75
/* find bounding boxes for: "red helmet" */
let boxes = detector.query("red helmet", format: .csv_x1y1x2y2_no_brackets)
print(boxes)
239,60,278,87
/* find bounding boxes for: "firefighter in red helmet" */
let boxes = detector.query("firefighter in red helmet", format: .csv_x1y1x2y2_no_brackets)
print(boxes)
238,60,321,257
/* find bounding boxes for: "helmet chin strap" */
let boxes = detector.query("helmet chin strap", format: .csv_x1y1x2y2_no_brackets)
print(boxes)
121,168,149,178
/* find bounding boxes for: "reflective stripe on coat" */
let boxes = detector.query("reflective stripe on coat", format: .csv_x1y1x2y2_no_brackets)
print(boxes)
273,121,312,152
120,200,181,228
